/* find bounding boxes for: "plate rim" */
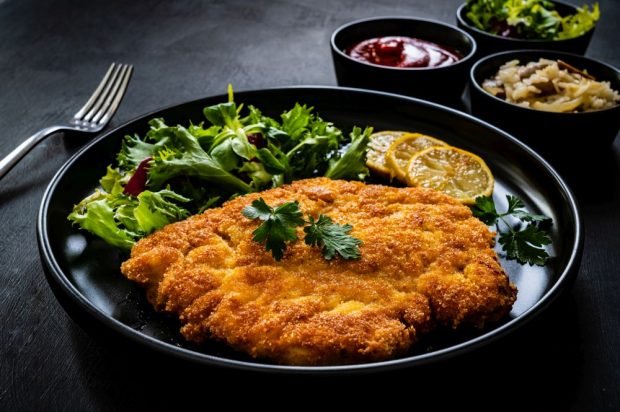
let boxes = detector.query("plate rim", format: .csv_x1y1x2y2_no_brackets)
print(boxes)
37,85,584,374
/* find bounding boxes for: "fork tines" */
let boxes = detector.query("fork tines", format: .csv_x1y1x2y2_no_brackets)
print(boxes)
73,63,133,126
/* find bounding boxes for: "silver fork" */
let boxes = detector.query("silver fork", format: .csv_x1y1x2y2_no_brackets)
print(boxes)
0,63,133,180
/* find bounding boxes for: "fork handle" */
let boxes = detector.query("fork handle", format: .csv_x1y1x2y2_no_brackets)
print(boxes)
0,126,64,180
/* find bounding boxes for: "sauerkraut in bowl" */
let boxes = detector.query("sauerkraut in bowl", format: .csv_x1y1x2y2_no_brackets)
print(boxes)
469,50,620,158
482,58,620,112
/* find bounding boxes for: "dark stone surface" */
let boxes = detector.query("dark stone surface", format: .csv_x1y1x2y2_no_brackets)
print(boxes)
0,0,618,409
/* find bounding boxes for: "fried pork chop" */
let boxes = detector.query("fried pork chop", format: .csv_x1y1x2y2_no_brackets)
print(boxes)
121,178,517,365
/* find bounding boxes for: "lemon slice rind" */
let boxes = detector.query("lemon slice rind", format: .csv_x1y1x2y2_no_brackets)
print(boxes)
385,133,449,182
366,130,407,177
405,146,494,204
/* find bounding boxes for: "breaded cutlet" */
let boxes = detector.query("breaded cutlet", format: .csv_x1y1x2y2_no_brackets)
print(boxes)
121,178,517,365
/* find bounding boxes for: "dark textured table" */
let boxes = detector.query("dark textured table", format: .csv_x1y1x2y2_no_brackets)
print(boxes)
1,0,618,409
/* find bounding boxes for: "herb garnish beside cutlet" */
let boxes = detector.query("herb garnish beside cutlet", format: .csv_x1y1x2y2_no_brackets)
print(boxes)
472,195,553,266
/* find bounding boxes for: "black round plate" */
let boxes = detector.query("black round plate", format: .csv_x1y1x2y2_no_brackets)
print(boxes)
37,86,583,374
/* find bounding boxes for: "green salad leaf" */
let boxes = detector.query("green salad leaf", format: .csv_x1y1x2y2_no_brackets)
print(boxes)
68,168,190,249
145,120,253,193
557,3,600,40
325,126,371,180
68,88,371,249
465,0,599,40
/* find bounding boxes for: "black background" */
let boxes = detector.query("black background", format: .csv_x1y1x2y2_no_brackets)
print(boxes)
1,0,618,410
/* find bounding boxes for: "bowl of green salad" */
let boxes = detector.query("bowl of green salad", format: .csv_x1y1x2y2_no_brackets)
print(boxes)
456,0,599,57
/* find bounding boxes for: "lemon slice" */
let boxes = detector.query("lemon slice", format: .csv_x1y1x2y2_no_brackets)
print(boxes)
367,130,407,177
385,133,448,182
406,146,494,204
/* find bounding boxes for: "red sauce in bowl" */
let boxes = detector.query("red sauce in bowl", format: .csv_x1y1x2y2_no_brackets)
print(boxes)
346,36,462,68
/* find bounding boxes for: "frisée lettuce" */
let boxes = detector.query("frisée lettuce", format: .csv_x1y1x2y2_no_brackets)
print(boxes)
68,88,372,249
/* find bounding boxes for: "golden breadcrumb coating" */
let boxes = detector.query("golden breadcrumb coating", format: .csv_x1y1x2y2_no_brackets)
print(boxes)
121,178,516,365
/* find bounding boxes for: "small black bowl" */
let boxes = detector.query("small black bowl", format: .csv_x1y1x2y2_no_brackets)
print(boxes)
470,50,620,167
331,17,477,106
456,1,595,58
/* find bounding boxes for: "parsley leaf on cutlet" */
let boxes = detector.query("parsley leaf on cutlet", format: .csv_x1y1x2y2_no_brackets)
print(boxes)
242,199,304,260
242,199,362,261
304,215,362,260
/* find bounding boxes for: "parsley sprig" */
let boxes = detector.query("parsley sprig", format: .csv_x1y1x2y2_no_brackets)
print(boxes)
242,198,362,261
472,195,553,266
241,199,305,260
304,215,362,260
